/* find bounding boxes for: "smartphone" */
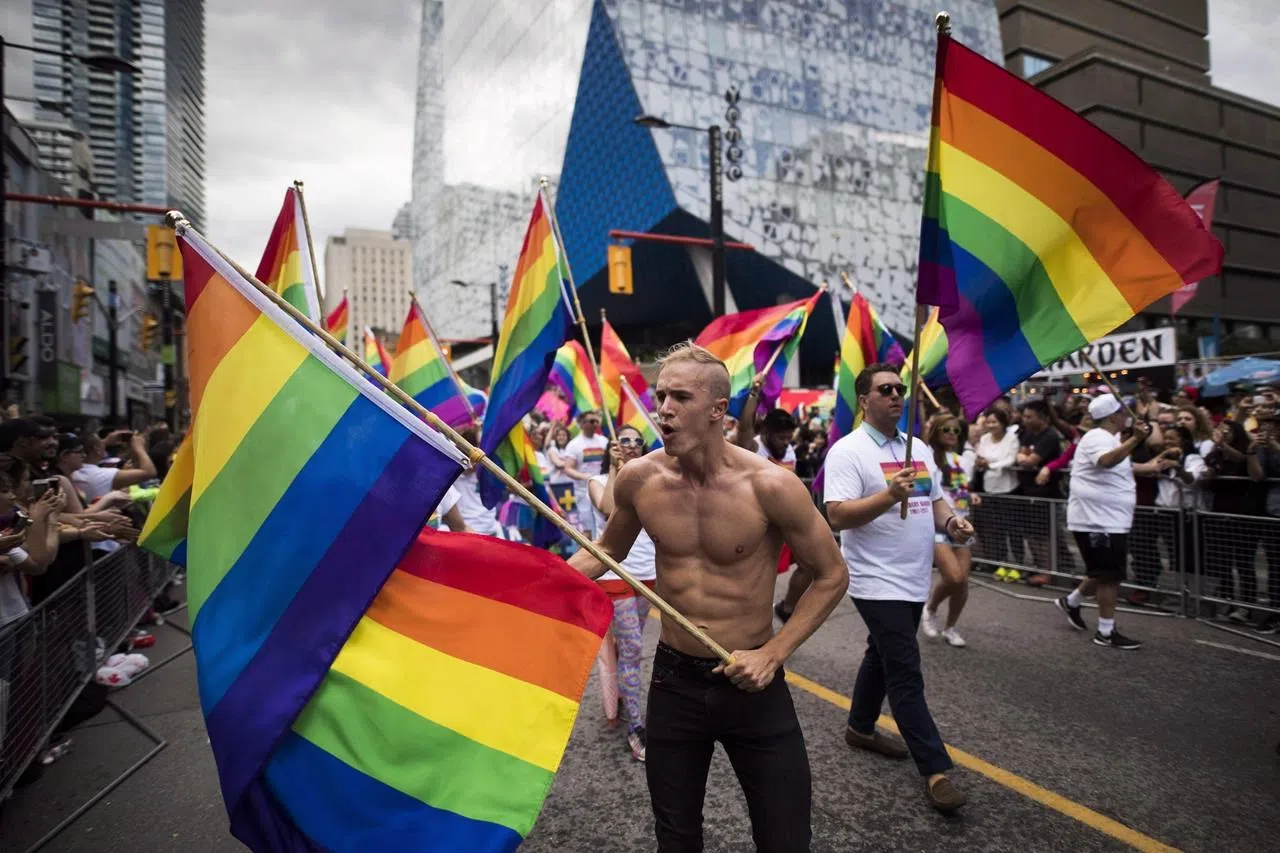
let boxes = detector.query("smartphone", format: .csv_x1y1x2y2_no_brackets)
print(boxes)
31,477,60,500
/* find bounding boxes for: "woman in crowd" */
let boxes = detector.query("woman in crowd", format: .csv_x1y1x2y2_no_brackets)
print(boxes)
1153,425,1208,598
1175,405,1216,457
586,425,656,763
1201,419,1259,621
973,407,1019,572
921,413,976,647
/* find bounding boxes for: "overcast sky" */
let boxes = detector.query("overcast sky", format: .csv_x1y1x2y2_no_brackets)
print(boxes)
204,0,1280,292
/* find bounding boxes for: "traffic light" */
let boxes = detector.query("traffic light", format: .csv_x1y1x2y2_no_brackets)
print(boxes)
608,244,633,295
140,314,160,351
71,280,95,323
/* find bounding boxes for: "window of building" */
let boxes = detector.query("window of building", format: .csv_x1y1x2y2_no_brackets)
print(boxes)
1013,52,1055,79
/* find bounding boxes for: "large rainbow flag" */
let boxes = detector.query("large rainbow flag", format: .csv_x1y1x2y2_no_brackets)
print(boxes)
256,187,320,321
694,292,824,418
142,224,624,849
600,318,653,417
919,33,1223,418
389,301,476,428
478,190,574,523
325,294,349,345
548,340,601,420
363,327,391,377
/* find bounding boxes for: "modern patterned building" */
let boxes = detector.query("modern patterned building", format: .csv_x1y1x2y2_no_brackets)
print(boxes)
412,0,1002,377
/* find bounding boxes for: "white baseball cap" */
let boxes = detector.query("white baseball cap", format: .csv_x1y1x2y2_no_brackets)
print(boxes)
1088,393,1122,421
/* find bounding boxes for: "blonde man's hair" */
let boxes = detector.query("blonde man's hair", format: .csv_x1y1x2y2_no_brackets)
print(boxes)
658,341,731,401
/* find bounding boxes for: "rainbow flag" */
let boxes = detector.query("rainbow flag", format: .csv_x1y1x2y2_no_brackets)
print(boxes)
462,380,488,423
618,381,662,449
694,292,823,418
363,327,391,377
256,188,320,321
137,225,493,850
919,33,1223,418
600,319,653,417
898,307,949,433
548,340,601,420
389,301,475,428
479,190,574,513
325,295,349,345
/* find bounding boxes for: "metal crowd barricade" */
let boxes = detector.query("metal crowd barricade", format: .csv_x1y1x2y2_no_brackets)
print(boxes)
1193,510,1280,624
968,493,1189,614
0,546,179,806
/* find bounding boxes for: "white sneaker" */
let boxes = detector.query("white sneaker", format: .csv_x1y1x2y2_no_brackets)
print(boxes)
942,627,967,647
921,608,940,639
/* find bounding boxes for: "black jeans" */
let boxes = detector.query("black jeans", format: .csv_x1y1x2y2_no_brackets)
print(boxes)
848,598,953,777
646,642,811,853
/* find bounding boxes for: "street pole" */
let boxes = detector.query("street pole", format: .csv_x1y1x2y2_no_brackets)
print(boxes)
1,36,10,404
708,123,725,317
161,273,174,429
489,278,498,345
107,279,119,421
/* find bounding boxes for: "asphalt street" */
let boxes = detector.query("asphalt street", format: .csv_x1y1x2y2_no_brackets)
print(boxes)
2,571,1277,853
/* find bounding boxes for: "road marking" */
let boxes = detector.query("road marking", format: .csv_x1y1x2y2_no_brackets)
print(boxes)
1194,639,1280,662
783,670,1181,853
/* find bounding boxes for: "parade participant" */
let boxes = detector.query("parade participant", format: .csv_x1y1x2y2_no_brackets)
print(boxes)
1054,394,1156,649
426,484,470,533
563,410,610,537
823,363,973,813
920,412,977,647
451,427,506,538
569,343,847,853
587,425,659,762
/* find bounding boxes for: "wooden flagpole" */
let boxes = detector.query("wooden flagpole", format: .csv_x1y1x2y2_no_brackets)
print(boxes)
539,177,617,444
1081,351,1141,422
292,180,325,322
410,290,478,424
165,210,731,664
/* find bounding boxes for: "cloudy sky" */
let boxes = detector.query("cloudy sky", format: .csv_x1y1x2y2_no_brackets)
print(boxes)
203,0,1280,293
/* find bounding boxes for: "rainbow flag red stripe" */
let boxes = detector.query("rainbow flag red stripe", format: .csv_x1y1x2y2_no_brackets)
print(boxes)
694,292,823,418
919,34,1223,417
325,296,349,345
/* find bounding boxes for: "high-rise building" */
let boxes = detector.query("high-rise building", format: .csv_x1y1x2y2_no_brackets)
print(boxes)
999,0,1280,345
25,0,207,225
411,0,1003,378
323,229,414,342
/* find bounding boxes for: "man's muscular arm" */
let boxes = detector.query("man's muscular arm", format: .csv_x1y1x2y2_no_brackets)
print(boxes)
567,462,643,580
718,468,848,692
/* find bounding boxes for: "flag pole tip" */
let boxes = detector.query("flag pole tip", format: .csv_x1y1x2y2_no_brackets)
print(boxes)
164,210,189,231
935,11,951,33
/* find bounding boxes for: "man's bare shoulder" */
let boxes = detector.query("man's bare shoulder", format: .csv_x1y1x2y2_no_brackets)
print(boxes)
612,451,671,495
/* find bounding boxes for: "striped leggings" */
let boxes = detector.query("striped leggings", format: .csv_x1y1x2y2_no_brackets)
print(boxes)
612,595,651,733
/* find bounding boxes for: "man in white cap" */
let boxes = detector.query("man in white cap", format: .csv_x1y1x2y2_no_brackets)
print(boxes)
1054,393,1154,649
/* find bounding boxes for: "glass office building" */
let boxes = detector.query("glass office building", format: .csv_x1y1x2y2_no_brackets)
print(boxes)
413,0,1002,366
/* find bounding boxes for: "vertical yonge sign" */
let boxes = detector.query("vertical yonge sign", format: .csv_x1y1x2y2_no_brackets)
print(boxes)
1033,328,1175,379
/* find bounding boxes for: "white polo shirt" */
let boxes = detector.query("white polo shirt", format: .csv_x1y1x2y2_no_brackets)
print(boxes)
823,423,943,602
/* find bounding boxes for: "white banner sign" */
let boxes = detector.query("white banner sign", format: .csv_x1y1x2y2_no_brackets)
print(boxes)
1033,327,1176,379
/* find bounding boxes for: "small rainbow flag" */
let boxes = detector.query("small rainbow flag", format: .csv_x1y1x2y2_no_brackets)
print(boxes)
548,340,602,420
462,380,488,423
694,292,824,418
814,291,901,492
325,294,349,345
919,33,1223,418
479,190,574,513
256,187,320,321
600,318,653,417
618,380,662,449
138,224,491,850
389,301,475,428
363,326,391,377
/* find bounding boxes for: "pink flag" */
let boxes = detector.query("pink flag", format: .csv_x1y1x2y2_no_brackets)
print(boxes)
1171,179,1221,315
535,388,571,423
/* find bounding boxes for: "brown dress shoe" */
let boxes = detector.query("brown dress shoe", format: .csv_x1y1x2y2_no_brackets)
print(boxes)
844,726,909,759
927,775,967,813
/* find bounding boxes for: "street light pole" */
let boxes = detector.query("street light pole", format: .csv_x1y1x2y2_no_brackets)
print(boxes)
708,123,725,318
488,278,498,345
107,279,119,421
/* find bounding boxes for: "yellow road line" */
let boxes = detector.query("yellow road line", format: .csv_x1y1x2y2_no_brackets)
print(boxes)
783,670,1181,853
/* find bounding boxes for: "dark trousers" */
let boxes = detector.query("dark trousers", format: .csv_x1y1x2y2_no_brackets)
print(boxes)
848,598,953,777
645,642,811,853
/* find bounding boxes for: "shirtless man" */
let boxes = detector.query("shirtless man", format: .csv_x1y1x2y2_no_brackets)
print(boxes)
569,343,848,853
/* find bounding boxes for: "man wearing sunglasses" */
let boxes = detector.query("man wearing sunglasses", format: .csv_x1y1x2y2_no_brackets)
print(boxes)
823,363,974,814
563,410,610,538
